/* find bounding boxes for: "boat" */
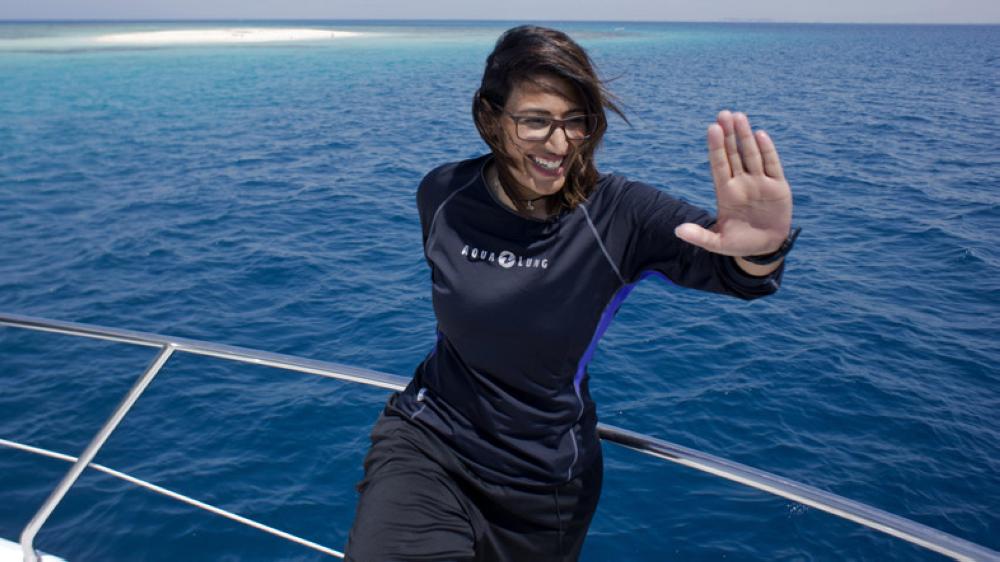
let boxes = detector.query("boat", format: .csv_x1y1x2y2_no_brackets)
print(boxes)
1,312,997,561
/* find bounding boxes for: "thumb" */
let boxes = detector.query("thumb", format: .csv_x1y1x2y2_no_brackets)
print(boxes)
674,223,723,254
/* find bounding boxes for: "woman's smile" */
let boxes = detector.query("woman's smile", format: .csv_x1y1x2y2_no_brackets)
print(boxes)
527,153,565,176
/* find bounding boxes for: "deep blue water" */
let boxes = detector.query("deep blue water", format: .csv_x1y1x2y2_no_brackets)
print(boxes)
1,20,998,561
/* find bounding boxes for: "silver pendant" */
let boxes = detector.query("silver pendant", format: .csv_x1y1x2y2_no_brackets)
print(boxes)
526,200,535,211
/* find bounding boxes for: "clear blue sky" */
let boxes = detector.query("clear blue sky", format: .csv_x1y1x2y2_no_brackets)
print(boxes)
2,0,998,24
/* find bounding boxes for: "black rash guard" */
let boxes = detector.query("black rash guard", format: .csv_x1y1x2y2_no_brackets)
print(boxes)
391,153,783,487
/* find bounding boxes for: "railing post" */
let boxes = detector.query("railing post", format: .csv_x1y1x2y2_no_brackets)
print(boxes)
20,344,176,562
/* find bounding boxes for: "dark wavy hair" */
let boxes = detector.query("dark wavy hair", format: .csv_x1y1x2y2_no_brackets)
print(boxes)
473,25,627,213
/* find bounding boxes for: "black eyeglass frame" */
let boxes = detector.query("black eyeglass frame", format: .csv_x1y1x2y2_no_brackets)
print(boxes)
502,110,597,142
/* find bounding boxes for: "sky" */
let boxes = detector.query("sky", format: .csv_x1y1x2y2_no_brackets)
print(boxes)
1,0,998,24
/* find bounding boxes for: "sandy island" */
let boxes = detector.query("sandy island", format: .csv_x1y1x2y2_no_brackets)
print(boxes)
94,28,364,45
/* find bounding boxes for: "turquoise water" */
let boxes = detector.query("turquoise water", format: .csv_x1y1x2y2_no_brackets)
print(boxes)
0,21,998,561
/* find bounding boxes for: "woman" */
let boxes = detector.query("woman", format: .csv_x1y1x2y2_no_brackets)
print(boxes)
345,25,796,561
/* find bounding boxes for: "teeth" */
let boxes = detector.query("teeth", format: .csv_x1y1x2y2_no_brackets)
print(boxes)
531,156,562,170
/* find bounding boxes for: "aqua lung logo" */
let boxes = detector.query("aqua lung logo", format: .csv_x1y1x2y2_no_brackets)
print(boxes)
461,245,549,270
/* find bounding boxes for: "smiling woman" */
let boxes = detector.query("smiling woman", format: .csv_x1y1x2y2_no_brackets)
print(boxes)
343,24,796,562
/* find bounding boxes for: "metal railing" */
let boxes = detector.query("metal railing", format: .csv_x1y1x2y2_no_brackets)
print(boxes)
1,312,997,562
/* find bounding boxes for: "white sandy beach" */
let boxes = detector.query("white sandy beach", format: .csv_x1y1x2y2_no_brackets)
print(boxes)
94,28,364,45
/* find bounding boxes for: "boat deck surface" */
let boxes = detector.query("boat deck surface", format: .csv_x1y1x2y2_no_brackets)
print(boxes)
1,537,65,562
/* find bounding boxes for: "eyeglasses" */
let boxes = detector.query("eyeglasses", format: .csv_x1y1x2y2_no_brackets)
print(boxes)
504,111,595,142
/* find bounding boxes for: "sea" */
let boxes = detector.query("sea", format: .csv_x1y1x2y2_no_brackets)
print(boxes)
0,20,997,562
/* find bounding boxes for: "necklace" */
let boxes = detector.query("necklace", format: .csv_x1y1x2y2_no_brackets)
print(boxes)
490,169,547,211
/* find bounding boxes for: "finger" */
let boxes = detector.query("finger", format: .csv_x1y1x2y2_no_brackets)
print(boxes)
674,223,724,254
756,130,785,180
717,110,744,176
734,112,763,175
707,123,731,187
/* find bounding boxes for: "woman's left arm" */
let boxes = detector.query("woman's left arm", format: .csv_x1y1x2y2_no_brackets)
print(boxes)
674,110,793,276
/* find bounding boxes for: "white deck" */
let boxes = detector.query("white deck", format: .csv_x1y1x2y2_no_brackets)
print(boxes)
0,538,66,562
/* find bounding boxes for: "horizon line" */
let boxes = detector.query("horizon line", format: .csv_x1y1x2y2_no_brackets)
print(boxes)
1,17,998,26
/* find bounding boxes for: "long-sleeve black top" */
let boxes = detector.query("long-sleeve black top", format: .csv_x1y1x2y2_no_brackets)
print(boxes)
391,153,783,487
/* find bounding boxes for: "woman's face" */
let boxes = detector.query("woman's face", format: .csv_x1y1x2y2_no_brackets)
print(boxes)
499,75,586,198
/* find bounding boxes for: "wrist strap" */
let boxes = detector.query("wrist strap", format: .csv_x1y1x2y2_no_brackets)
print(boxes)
743,226,802,265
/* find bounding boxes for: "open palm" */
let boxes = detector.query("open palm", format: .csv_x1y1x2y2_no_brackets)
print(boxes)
675,110,793,257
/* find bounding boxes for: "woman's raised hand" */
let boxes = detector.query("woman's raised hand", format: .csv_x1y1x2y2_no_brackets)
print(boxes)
674,110,793,259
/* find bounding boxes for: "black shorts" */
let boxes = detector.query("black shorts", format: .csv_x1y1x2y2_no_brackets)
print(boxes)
344,406,603,562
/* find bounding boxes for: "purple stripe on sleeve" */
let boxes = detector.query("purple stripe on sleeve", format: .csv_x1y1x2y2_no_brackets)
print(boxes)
572,271,675,397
